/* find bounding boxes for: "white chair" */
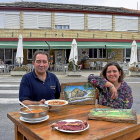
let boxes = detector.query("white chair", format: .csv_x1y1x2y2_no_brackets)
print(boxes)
96,61,101,70
63,64,68,72
123,63,129,73
137,62,140,69
26,64,34,72
78,65,82,71
89,62,95,70
119,62,124,68
101,62,107,69
6,64,14,72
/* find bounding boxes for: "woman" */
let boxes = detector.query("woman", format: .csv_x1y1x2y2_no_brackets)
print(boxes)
88,62,133,109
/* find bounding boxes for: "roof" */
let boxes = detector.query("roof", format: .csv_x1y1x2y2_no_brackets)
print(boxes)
0,1,140,15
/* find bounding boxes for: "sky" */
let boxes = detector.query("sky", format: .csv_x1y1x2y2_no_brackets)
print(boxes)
0,0,140,10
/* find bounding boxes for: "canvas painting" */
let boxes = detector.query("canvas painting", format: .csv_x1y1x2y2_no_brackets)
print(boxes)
60,82,96,105
88,108,137,124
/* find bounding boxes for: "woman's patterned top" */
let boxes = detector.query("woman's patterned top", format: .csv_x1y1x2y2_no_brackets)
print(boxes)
88,74,133,109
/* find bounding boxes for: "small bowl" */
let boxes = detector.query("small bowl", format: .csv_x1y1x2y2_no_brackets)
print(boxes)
19,105,48,119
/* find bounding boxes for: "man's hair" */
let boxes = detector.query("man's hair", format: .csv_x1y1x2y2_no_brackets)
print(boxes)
33,50,49,62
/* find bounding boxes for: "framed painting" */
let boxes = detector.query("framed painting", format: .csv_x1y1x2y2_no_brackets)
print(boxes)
60,82,97,105
88,108,137,124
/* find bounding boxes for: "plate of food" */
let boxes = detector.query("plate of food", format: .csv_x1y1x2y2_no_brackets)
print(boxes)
51,119,89,133
45,99,68,107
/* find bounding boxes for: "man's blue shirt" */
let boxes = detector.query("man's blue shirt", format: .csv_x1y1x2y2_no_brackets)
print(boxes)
19,70,61,102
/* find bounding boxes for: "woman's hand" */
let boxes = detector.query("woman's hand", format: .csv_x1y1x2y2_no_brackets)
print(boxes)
110,86,118,99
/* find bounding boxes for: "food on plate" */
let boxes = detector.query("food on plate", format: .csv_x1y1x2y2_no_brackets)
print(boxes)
51,120,88,131
48,100,66,105
24,109,43,113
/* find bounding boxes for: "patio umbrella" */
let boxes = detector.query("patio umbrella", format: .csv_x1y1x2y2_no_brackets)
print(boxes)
130,40,137,67
69,39,78,65
16,34,23,67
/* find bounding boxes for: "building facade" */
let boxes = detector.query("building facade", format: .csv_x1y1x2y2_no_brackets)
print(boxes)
0,1,140,66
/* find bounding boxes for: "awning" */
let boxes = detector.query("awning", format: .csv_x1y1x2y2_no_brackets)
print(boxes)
0,41,140,49
0,41,48,49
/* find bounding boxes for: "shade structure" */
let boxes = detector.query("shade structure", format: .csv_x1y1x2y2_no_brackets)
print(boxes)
69,39,78,65
16,34,23,66
130,40,137,66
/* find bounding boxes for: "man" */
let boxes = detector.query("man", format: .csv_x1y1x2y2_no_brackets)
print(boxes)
0,59,4,64
19,50,61,105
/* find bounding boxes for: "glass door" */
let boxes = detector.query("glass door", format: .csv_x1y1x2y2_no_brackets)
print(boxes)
5,49,13,64
123,48,131,62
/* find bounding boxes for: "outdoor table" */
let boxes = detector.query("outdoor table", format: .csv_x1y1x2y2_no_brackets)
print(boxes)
7,104,140,140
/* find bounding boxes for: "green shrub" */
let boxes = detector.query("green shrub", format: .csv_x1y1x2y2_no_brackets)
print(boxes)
13,66,29,71
68,61,80,71
129,66,138,72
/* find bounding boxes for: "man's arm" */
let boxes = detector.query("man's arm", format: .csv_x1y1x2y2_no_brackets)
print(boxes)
22,99,46,106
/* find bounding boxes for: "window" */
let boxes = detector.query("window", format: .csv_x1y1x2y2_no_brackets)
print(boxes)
115,16,138,32
89,48,106,59
27,49,48,60
55,12,84,30
55,25,69,29
88,14,112,31
23,12,51,29
0,11,20,29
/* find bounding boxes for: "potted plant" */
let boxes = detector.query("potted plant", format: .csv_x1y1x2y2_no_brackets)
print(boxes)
10,66,29,76
129,66,140,76
66,61,82,76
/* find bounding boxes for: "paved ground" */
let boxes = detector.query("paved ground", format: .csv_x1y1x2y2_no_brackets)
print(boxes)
0,70,140,140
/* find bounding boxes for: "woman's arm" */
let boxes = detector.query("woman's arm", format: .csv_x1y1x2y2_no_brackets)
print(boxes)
88,74,118,99
104,81,118,99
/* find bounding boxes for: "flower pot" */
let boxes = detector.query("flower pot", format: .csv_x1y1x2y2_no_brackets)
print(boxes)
129,71,140,76
66,71,82,76
10,71,28,76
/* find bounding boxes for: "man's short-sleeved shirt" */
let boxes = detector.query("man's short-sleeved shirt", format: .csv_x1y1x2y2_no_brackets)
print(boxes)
19,70,61,102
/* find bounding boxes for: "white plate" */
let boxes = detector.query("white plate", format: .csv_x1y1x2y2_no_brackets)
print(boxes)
54,119,89,133
20,115,49,123
22,116,47,121
45,99,68,107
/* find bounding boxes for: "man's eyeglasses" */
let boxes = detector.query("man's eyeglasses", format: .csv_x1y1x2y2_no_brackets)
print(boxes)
35,60,48,64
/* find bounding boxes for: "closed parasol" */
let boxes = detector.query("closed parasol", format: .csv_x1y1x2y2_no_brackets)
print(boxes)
130,40,137,67
16,34,23,66
69,39,78,65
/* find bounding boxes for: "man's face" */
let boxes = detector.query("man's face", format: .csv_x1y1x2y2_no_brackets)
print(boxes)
32,54,50,74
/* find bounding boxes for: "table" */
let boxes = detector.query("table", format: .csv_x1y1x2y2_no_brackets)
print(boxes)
7,105,140,140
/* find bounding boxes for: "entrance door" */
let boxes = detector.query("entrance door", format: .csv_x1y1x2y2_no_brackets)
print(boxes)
123,48,131,62
5,49,13,64
0,49,13,64
55,50,65,64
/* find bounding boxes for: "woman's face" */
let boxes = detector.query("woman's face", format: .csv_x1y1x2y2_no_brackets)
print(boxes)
106,65,121,83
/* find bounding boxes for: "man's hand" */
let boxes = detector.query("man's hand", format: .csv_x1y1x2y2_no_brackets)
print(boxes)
39,99,46,104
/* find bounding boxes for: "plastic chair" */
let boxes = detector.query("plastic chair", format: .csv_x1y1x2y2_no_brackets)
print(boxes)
101,62,107,69
123,63,129,73
89,62,95,70
96,61,101,70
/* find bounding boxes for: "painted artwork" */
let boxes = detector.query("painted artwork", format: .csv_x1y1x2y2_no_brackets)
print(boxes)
88,108,137,124
62,83,96,103
90,108,133,118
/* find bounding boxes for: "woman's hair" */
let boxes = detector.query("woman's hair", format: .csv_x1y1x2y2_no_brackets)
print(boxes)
33,50,49,62
100,61,125,83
